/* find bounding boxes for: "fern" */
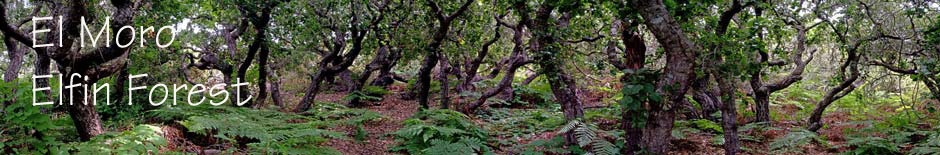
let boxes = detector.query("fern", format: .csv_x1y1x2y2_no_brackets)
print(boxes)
390,109,492,155
344,86,388,102
150,103,380,154
843,136,900,155
911,132,940,155
557,120,619,155
344,91,384,102
769,129,829,153
515,137,568,155
62,125,167,154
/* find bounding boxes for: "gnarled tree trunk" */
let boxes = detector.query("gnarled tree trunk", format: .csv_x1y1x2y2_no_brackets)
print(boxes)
526,3,585,146
414,0,474,109
463,20,526,113
2,37,23,82
633,0,699,153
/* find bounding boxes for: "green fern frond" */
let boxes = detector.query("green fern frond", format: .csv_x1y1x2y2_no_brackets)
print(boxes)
391,109,492,155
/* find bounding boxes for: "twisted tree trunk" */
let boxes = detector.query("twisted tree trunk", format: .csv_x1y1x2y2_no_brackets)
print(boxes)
254,44,270,107
414,0,474,109
526,3,585,146
633,0,699,153
2,37,23,82
607,18,648,155
463,22,526,113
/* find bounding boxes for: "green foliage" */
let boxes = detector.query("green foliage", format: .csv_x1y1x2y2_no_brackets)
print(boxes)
911,132,940,155
693,119,723,134
95,76,161,128
508,83,555,107
61,125,167,154
0,80,70,154
842,136,900,155
514,137,569,155
619,69,661,129
832,86,908,119
737,122,774,142
925,19,940,50
177,107,344,154
769,129,830,153
407,78,442,94
674,119,722,134
390,109,492,155
151,103,380,154
479,108,565,147
345,86,390,102
488,76,556,108
771,83,822,120
671,125,702,140
557,120,619,155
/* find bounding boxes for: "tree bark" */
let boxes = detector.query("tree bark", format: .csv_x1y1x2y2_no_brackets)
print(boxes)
295,1,389,112
349,46,389,107
297,71,331,112
34,53,51,102
750,17,816,123
805,13,880,131
690,78,721,121
751,89,771,122
415,0,474,109
463,22,526,113
237,4,275,108
458,26,500,102
717,75,738,155
62,73,105,141
607,18,648,155
254,44,270,108
415,51,439,109
807,50,860,132
439,55,451,109
3,37,23,82
633,0,699,153
526,3,585,146
0,0,142,141
370,47,402,88
270,70,283,107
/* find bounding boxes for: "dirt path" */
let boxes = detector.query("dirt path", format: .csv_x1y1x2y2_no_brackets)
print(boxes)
324,92,419,155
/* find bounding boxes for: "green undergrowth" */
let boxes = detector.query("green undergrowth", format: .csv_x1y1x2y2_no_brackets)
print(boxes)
478,108,566,147
150,102,382,154
60,125,168,154
390,109,493,155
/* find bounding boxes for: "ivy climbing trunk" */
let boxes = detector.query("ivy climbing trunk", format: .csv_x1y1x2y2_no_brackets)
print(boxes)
527,3,585,146
607,18,648,155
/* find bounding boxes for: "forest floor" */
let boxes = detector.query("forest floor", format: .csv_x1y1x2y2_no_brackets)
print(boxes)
324,93,418,154
247,83,900,154
318,85,418,155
